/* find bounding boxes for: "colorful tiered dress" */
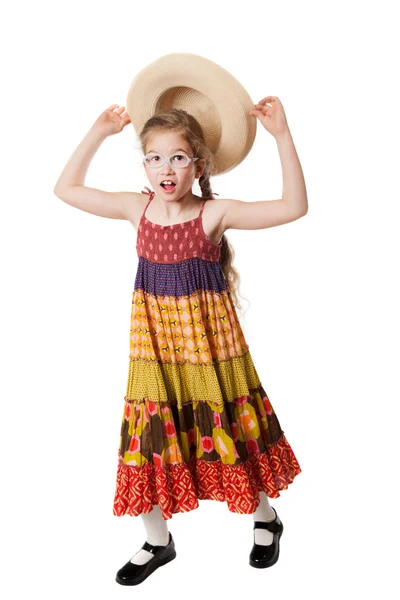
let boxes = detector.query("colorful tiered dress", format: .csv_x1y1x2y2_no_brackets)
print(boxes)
113,187,302,521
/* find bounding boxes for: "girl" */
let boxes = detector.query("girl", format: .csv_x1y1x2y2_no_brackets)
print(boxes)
54,97,307,585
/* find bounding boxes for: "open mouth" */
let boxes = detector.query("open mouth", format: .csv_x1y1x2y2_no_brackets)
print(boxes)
160,181,176,191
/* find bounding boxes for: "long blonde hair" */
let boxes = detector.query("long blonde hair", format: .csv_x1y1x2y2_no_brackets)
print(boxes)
137,108,247,313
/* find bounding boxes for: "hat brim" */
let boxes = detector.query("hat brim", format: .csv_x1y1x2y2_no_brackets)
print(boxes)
126,53,257,176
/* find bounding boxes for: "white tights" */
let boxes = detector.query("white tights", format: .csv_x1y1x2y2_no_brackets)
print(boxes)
130,505,170,565
129,491,276,564
252,491,276,545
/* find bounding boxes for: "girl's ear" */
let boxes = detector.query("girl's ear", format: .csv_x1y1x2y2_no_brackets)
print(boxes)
196,159,206,179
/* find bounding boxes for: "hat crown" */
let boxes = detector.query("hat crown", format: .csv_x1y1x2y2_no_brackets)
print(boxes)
127,53,256,176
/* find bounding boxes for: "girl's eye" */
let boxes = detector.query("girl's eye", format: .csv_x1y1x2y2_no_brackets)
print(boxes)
171,154,189,166
145,154,161,163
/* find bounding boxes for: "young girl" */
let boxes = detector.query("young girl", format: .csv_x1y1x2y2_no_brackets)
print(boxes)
54,97,306,585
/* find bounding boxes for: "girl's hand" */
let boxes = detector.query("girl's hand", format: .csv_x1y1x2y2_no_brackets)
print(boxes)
248,96,289,138
92,104,131,137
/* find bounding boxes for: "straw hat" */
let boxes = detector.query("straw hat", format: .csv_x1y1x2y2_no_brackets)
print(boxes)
126,52,257,176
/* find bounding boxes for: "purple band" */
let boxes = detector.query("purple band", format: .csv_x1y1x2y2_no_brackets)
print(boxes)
134,256,227,297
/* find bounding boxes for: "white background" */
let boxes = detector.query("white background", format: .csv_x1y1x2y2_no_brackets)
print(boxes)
1,0,399,598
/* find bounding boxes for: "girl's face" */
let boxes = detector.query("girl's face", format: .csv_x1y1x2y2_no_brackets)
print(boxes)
143,131,204,200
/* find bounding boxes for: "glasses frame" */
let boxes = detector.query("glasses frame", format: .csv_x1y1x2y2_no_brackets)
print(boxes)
142,151,200,169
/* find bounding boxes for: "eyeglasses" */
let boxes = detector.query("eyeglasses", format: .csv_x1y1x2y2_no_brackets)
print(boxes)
142,152,199,169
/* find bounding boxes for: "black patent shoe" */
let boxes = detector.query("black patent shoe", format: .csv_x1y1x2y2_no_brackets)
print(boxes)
249,507,284,569
116,531,176,586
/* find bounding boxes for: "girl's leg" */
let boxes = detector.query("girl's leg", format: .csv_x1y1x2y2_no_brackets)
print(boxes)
129,505,170,565
252,491,276,545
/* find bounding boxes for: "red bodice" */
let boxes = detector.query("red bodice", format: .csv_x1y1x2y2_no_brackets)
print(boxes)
136,187,222,264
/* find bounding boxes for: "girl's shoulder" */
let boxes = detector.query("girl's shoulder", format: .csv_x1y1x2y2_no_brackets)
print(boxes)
123,191,154,229
201,196,229,246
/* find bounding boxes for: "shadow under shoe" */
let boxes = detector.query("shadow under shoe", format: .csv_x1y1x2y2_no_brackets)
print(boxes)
116,531,177,586
249,506,284,569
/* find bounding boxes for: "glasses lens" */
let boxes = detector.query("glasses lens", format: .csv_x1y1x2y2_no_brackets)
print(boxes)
145,153,162,168
170,153,189,168
144,153,190,168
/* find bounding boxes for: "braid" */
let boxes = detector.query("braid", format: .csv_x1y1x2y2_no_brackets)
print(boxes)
198,173,247,315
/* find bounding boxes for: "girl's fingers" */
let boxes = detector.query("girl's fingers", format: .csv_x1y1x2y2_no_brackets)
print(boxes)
255,103,271,114
259,96,277,105
107,104,128,115
249,109,267,118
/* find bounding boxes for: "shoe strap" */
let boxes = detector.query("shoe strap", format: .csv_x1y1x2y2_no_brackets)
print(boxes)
253,519,279,534
141,533,171,554
141,541,158,554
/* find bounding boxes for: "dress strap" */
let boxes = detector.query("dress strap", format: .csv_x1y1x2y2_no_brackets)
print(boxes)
199,192,219,218
141,187,155,220
199,200,207,218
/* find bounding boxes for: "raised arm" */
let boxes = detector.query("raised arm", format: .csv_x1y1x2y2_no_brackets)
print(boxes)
53,104,139,220
220,96,308,231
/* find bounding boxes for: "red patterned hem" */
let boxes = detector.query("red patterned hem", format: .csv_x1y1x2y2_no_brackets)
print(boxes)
113,432,302,521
